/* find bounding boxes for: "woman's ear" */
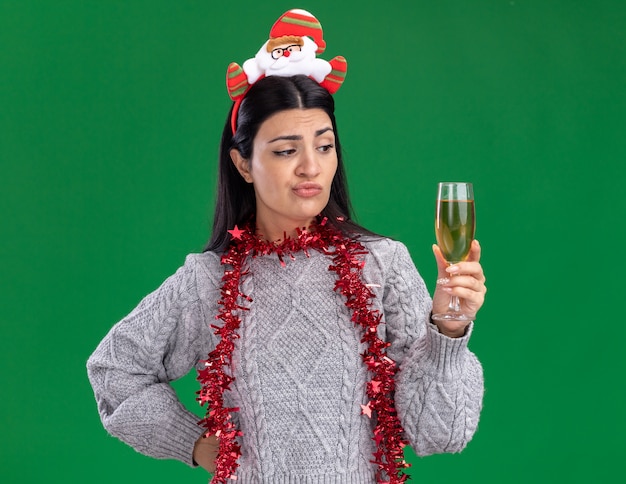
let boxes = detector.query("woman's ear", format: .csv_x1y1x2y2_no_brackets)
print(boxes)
230,149,253,183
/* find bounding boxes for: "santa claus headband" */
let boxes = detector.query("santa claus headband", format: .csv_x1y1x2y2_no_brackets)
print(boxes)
226,9,348,135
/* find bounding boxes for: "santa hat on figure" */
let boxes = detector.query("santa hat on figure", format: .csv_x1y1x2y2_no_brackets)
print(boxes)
268,8,327,53
226,9,348,133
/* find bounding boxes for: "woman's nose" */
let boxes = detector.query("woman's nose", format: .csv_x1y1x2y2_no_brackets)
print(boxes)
296,152,320,177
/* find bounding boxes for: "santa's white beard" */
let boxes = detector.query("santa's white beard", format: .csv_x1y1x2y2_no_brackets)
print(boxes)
265,50,311,74
244,37,332,84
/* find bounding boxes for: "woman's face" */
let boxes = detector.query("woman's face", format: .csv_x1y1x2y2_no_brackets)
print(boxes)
231,108,338,240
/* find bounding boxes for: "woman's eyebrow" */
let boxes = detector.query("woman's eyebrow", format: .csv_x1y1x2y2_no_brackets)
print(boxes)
315,127,334,137
268,134,302,143
268,127,334,144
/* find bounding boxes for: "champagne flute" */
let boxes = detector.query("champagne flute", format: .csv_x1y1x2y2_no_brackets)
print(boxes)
432,182,476,321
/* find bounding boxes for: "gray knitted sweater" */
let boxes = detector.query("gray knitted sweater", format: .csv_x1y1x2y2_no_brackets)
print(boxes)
87,237,484,483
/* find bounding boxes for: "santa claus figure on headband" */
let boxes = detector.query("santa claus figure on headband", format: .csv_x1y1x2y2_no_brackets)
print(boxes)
227,9,347,100
244,32,330,84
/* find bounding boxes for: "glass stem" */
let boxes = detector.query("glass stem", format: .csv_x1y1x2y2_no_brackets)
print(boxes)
449,295,461,313
447,270,461,313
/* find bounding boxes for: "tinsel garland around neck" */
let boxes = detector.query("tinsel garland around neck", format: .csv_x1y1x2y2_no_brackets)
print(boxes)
196,218,410,483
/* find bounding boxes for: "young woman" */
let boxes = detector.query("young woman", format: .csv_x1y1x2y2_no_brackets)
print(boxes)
88,13,486,483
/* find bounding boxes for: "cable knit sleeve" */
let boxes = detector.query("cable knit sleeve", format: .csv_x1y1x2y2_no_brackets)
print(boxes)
380,241,484,456
86,254,216,466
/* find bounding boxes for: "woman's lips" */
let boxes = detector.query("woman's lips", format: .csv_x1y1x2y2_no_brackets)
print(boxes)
292,182,323,198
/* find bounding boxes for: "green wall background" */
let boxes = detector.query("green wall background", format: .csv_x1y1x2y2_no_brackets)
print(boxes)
2,1,625,482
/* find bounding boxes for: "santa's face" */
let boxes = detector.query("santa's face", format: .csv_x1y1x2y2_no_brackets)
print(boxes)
270,42,303,60
256,36,318,73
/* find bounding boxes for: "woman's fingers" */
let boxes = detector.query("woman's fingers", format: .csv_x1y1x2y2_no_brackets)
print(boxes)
441,248,487,314
441,283,485,306
433,239,487,321
432,244,448,275
446,254,485,284
441,274,485,292
466,239,482,263
434,240,483,276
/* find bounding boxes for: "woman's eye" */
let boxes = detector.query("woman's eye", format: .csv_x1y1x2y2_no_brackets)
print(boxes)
273,149,296,156
317,144,334,153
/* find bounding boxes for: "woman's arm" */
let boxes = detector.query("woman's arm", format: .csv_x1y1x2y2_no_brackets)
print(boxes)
381,242,484,456
87,256,214,465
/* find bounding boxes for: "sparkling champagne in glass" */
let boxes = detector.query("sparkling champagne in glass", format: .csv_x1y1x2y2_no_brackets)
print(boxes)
432,182,476,322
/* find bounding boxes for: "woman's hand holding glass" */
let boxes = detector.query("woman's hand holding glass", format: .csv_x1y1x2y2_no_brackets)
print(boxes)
431,240,486,338
430,182,486,337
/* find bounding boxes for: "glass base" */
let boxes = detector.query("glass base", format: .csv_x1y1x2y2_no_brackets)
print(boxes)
431,312,474,322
